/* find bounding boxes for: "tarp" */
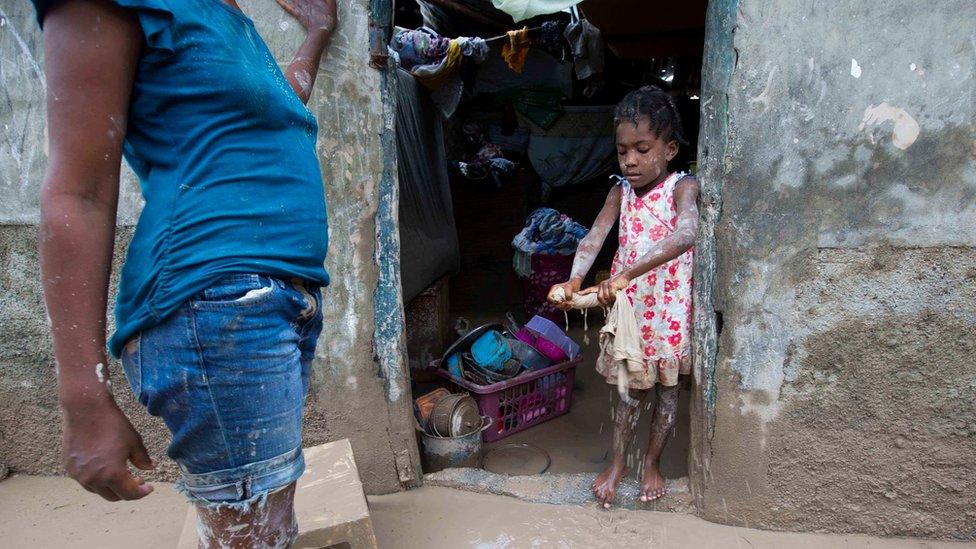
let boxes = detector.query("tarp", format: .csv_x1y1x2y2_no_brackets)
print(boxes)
491,0,582,22
525,105,615,188
396,69,461,302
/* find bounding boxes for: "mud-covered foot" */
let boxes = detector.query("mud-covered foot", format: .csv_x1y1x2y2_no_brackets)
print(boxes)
592,458,627,508
639,458,667,502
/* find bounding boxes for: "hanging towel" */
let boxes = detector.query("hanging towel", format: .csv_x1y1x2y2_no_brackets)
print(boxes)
491,0,583,23
502,27,532,73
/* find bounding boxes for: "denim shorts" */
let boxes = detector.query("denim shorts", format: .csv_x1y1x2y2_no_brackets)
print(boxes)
120,274,323,503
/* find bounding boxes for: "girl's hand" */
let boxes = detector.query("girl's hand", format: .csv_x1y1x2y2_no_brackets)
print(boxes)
276,0,337,33
580,275,630,306
548,278,582,311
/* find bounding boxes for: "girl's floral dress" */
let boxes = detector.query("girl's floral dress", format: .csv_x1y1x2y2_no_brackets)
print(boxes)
596,172,693,388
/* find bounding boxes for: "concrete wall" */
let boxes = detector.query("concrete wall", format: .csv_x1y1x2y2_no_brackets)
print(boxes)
692,0,976,540
0,1,420,493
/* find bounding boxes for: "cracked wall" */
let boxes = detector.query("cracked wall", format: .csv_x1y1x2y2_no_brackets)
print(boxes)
693,0,975,540
0,0,419,493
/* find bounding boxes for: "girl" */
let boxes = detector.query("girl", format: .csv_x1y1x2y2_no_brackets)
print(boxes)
549,86,699,507
34,0,335,545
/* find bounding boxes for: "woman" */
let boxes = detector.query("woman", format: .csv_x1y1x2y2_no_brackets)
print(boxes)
34,0,336,545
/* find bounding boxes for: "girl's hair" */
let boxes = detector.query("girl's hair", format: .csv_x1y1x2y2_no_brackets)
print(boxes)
614,85,688,145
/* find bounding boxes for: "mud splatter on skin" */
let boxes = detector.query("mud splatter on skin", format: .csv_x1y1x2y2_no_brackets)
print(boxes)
194,483,298,549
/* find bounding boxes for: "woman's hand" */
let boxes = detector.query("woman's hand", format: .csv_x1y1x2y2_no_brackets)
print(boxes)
276,0,337,33
579,275,630,306
548,278,582,311
62,399,155,501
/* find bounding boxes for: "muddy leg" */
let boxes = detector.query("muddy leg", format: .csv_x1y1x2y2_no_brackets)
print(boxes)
640,384,680,502
195,482,298,549
592,388,650,507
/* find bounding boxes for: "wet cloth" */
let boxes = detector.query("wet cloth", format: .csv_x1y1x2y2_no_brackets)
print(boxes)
564,18,604,80
595,172,694,389
120,275,322,502
502,27,532,73
491,0,583,22
599,289,644,380
30,0,330,359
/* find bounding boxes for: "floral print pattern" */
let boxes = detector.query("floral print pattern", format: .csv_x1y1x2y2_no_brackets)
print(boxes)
597,172,693,388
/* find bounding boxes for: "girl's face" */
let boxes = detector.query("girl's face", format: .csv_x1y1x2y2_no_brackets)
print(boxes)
615,118,678,189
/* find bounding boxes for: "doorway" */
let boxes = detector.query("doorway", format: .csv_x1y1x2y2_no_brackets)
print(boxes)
395,0,710,507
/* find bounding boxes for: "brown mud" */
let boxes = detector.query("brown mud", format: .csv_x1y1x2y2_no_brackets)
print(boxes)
1,475,970,548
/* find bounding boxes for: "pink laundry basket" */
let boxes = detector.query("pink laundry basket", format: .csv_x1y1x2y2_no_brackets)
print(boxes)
431,357,579,443
522,253,574,323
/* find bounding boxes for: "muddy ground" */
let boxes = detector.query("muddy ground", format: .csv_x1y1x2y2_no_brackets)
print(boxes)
1,475,972,548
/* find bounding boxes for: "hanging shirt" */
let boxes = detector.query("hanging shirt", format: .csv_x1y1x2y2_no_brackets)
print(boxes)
31,0,330,358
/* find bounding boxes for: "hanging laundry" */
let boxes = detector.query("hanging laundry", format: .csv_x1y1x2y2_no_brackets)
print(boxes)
491,0,583,23
533,20,568,60
502,27,532,73
411,39,463,89
563,18,604,80
390,27,489,117
391,27,451,70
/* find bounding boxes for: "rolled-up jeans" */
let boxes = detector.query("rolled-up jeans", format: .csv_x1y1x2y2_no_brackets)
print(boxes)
120,274,322,506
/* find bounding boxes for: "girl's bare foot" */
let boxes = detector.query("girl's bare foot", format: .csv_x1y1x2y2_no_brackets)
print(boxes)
592,457,627,508
639,457,666,502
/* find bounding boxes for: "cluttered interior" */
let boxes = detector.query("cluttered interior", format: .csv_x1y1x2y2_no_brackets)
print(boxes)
395,0,707,481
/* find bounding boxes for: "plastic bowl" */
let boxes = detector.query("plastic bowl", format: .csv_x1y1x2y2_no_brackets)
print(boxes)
508,339,553,371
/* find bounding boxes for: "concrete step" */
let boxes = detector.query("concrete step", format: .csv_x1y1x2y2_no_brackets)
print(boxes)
178,439,377,548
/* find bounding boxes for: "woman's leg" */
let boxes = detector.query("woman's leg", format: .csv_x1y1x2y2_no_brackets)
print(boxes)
592,388,650,507
124,275,321,548
195,482,298,548
639,384,680,502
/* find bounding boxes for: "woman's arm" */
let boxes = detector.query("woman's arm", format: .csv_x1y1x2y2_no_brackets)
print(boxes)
41,0,154,501
548,184,621,310
276,0,337,104
583,177,700,305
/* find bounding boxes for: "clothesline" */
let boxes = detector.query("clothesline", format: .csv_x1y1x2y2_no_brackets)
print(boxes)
483,24,547,44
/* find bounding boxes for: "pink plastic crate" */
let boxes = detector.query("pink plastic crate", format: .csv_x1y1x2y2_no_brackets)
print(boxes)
431,357,579,443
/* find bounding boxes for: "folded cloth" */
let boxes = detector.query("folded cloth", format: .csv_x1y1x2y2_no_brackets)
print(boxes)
502,27,532,73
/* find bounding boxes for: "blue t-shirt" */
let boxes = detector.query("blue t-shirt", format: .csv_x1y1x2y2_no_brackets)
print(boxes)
33,0,330,357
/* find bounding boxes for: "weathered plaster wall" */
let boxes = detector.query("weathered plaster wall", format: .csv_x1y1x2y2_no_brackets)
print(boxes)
0,0,419,493
693,0,976,540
